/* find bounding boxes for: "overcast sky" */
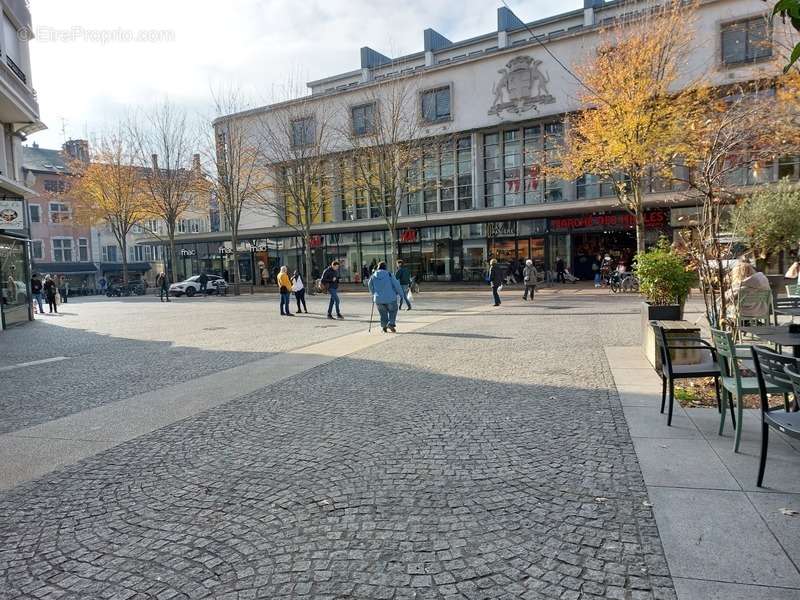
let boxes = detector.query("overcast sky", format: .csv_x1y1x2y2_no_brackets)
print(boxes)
27,0,582,149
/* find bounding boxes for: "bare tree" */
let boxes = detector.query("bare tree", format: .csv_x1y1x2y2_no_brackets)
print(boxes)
130,101,199,283
200,88,269,294
674,88,782,328
340,77,425,267
254,93,334,283
70,127,148,285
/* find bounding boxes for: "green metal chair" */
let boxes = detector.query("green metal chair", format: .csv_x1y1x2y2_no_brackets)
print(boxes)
786,284,800,298
710,328,789,453
735,288,773,341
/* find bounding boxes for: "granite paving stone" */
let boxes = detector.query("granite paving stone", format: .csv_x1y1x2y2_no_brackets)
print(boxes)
0,292,673,599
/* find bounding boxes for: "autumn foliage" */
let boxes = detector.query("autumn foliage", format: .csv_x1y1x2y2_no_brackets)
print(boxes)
560,0,704,253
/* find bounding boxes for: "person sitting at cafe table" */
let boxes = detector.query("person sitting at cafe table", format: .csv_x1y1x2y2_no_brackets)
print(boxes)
726,257,771,318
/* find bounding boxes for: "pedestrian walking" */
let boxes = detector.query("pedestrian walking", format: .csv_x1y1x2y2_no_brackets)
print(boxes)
395,259,412,310
30,273,43,314
157,272,171,302
368,261,403,333
43,275,57,314
291,270,307,313
556,257,566,284
321,260,343,320
522,259,537,301
488,258,503,306
277,266,293,316
198,272,209,296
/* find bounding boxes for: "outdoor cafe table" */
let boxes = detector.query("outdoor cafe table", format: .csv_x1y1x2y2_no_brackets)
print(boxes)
774,307,800,318
740,325,800,358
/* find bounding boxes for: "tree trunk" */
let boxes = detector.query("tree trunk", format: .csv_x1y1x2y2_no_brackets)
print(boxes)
120,238,129,285
635,210,646,256
388,224,398,270
230,230,240,296
304,233,314,294
168,234,179,283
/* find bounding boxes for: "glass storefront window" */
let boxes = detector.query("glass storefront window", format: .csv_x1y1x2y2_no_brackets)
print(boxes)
0,236,29,327
484,121,564,208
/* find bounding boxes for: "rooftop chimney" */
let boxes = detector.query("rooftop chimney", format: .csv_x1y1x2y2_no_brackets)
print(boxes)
192,153,201,175
62,139,89,162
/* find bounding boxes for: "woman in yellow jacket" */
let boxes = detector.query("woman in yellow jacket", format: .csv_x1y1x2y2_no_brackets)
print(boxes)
277,266,293,316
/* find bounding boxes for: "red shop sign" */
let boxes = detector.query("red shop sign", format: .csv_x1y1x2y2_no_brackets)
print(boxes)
550,211,666,231
309,235,323,248
399,229,418,243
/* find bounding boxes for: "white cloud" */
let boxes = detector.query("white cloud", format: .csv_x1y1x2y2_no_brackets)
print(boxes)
28,0,580,148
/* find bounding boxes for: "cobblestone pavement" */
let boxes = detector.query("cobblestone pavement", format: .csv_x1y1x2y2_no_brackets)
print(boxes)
0,292,676,599
0,293,477,434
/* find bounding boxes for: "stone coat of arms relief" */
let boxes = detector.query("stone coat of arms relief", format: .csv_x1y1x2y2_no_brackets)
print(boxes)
489,56,555,117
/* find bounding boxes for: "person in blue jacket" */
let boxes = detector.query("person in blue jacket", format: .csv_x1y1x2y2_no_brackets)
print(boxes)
368,261,404,333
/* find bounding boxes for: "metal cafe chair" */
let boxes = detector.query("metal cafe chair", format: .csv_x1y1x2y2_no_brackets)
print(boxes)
750,347,800,487
652,323,725,428
735,288,773,341
710,328,788,452
773,296,800,325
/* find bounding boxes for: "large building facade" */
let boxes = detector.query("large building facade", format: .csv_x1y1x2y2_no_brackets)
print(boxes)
0,0,44,328
170,0,788,284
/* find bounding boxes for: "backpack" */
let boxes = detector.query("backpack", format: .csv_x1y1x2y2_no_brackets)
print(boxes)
316,278,329,294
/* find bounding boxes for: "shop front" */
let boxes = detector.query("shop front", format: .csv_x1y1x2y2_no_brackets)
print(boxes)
167,209,672,285
549,210,671,279
32,262,98,295
1,197,30,329
0,234,30,328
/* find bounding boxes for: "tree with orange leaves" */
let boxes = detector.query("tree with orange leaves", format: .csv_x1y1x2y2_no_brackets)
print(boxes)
559,0,703,255
70,129,148,285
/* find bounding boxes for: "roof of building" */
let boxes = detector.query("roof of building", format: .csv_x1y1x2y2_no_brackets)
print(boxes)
22,145,68,173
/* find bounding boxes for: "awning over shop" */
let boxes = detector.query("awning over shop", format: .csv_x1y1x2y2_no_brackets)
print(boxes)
32,262,97,274
99,262,152,273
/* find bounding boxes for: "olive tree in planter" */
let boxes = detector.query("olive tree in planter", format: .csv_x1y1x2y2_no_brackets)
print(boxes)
637,238,695,365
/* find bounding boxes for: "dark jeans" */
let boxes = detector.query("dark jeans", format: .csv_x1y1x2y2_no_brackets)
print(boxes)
200,282,207,295
491,285,501,305
398,285,412,309
327,288,341,316
61,289,68,303
46,295,57,313
160,287,170,302
377,301,398,328
32,292,43,313
523,284,535,300
280,291,291,314
557,270,565,283
295,288,307,312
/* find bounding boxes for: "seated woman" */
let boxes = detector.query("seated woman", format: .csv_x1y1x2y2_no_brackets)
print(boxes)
727,258,771,320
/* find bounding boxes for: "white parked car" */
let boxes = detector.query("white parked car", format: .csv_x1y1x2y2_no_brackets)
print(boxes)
169,275,228,297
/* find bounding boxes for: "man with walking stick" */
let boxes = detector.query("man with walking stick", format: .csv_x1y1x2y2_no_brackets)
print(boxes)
368,261,403,333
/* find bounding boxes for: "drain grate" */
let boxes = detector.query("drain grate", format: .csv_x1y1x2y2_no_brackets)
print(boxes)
202,326,227,331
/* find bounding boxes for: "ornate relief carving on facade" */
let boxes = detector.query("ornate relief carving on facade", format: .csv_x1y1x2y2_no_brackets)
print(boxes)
488,56,555,117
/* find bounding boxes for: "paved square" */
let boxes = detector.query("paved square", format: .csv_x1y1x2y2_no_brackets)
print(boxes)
0,291,675,599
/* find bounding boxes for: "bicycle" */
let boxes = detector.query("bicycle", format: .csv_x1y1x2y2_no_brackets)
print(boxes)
609,271,639,293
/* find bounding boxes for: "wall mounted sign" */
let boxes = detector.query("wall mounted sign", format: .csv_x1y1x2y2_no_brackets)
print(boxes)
489,56,555,117
0,199,24,230
550,210,668,232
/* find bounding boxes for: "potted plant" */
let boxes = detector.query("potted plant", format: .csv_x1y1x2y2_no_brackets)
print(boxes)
636,238,695,365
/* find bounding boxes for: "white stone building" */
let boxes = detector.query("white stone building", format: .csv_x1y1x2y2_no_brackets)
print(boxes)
170,0,788,284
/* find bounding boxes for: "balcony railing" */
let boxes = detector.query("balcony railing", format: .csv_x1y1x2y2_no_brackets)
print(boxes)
6,56,25,84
